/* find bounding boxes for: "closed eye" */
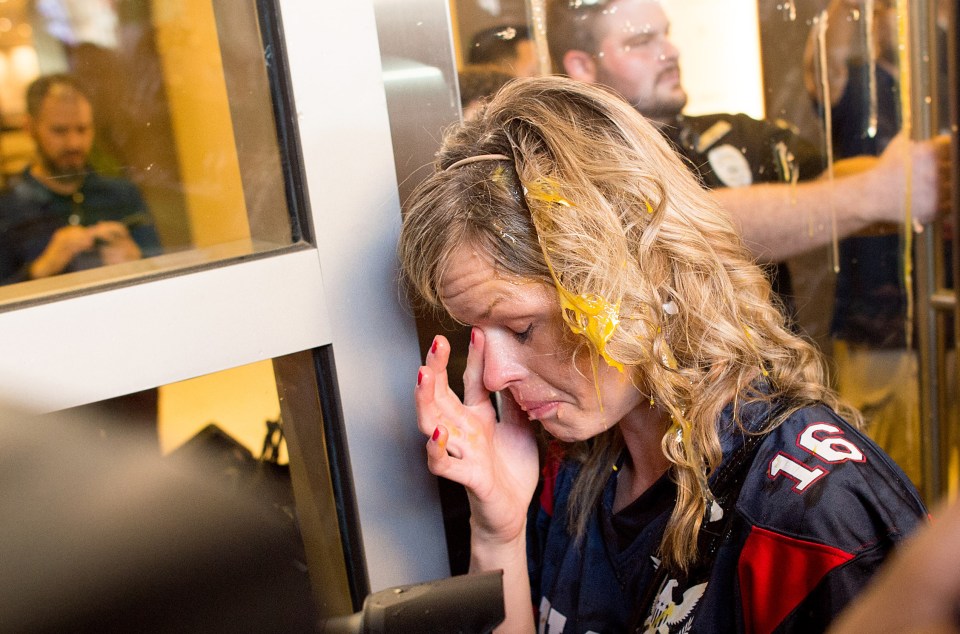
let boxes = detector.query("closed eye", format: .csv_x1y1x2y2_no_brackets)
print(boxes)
513,323,533,343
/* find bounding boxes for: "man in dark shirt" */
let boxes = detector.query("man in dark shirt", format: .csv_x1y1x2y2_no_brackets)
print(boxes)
544,0,947,291
0,73,161,285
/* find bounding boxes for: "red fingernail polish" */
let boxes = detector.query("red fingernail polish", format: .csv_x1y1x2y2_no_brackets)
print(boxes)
432,427,440,441
417,370,423,386
431,338,438,354
470,329,475,345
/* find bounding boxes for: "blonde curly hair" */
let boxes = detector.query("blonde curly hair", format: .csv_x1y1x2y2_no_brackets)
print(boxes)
398,75,858,572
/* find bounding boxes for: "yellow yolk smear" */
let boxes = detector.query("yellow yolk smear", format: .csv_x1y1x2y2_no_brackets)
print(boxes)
524,176,625,408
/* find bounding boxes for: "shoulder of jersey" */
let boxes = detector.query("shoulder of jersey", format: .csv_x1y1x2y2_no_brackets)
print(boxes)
735,404,925,549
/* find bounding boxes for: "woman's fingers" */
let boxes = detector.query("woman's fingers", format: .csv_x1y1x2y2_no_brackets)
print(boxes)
424,424,473,483
425,334,451,380
415,377,472,459
416,331,498,478
414,365,437,436
463,327,491,407
417,378,481,463
415,335,457,433
425,424,450,468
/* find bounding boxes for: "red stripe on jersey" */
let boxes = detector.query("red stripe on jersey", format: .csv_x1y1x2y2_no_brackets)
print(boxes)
739,525,854,634
539,443,565,517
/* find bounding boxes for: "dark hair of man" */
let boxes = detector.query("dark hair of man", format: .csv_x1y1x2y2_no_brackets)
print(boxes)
467,24,531,66
26,73,90,118
458,65,515,108
545,0,605,73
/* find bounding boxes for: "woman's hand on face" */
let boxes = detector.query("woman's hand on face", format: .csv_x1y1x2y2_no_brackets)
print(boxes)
416,330,540,545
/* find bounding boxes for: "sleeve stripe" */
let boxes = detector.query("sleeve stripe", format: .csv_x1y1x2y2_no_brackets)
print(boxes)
738,525,854,634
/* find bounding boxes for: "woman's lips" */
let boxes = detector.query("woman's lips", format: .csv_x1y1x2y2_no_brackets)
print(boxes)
521,400,559,421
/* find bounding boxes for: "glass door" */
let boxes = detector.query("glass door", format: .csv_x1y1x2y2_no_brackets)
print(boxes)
0,0,450,621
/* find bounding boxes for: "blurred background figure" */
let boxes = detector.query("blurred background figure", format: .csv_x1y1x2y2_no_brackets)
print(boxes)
803,0,951,488
0,73,161,285
466,23,539,78
458,64,514,120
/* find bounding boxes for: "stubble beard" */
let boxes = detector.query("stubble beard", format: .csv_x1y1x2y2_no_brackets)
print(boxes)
38,151,88,188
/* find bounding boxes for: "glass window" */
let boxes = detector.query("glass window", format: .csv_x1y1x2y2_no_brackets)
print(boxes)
0,0,304,307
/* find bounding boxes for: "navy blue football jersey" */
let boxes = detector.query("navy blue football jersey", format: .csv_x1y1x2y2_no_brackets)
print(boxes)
529,399,927,633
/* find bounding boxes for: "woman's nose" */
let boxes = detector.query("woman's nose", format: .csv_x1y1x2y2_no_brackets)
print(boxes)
481,332,525,393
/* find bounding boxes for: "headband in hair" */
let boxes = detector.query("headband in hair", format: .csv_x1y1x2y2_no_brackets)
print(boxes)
444,153,511,170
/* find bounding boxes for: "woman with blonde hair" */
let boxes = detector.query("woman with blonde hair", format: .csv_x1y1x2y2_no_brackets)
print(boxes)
399,76,925,633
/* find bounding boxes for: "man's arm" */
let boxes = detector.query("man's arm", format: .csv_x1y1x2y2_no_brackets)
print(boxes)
716,133,949,262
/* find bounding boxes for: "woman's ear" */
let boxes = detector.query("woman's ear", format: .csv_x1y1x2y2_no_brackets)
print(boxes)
562,50,598,83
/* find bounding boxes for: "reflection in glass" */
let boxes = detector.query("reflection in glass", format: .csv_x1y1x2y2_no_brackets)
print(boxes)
465,23,538,77
0,0,299,301
159,359,284,460
796,0,955,496
0,74,164,284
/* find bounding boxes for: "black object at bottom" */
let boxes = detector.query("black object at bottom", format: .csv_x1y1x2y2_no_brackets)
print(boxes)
320,570,504,634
